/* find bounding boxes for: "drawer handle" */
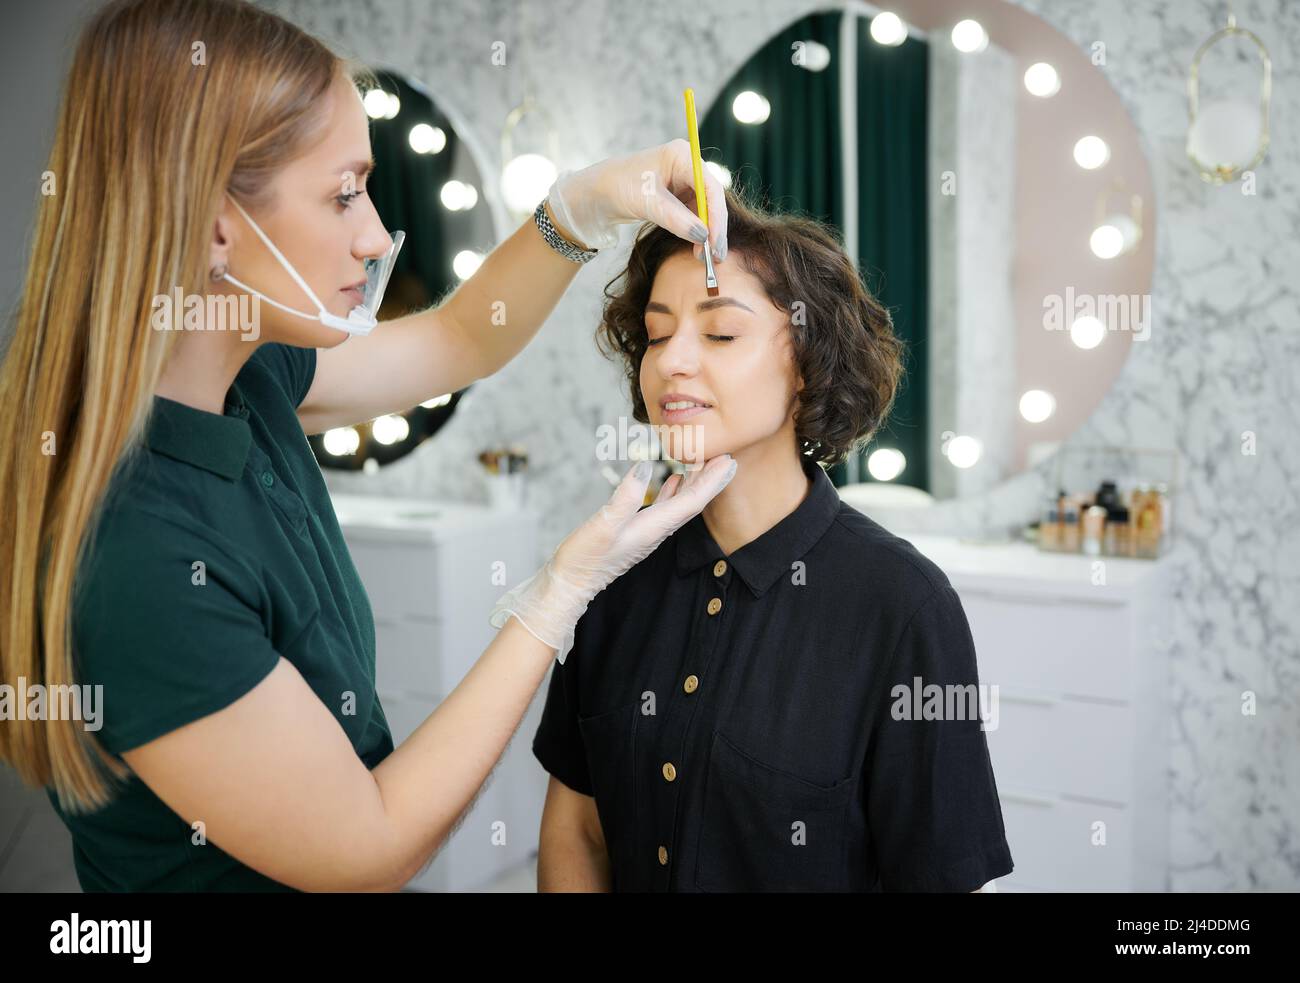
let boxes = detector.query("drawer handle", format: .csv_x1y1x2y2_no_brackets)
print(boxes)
957,587,1123,608
1001,788,1058,808
1001,691,1059,707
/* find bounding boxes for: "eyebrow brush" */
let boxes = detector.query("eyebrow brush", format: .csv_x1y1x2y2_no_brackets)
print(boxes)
683,87,719,297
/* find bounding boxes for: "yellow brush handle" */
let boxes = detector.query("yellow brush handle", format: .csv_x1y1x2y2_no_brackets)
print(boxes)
683,88,709,231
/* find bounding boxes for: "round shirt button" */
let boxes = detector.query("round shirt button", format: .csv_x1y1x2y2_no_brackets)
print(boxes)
658,846,669,866
683,674,699,694
713,559,727,577
662,762,676,782
260,471,275,488
707,597,722,615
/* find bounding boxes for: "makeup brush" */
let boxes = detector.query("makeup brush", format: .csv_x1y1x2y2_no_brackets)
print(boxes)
683,87,719,297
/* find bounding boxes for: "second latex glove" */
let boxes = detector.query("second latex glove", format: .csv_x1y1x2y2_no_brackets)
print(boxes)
545,139,729,260
488,455,738,663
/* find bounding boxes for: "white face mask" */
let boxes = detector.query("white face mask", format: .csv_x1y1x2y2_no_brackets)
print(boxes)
221,195,405,337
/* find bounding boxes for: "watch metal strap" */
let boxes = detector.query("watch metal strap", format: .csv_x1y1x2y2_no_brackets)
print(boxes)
534,199,599,264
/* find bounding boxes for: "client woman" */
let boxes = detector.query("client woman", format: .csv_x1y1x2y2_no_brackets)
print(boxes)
530,189,1014,892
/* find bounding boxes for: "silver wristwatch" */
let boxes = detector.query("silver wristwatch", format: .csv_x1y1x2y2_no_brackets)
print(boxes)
534,199,599,264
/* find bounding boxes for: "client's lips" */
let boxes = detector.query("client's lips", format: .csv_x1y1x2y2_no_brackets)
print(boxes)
341,279,366,305
658,392,714,422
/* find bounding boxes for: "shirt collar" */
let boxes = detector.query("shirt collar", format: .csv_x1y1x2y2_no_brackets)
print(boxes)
674,454,841,598
144,384,252,481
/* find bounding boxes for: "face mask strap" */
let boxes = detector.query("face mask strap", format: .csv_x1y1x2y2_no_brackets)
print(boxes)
224,194,331,315
220,270,324,323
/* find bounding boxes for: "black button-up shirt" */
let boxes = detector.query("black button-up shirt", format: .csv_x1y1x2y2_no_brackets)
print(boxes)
533,454,1014,892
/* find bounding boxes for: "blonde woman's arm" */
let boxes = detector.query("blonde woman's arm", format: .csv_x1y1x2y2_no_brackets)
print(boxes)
298,141,728,435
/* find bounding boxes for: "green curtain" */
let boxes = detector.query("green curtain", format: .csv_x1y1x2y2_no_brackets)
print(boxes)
852,27,929,494
699,15,930,492
367,71,457,308
698,12,843,226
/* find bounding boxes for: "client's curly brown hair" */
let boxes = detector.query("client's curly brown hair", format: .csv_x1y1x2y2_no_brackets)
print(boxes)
596,186,904,468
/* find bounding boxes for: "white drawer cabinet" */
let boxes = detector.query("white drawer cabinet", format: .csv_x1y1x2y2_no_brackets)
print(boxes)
907,536,1172,892
330,493,547,892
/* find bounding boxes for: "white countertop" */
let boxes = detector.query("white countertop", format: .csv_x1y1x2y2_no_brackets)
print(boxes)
328,492,537,544
904,533,1167,604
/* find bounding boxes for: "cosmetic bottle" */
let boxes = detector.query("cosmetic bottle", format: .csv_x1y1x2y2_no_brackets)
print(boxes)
1082,505,1106,556
1060,506,1080,552
1106,506,1132,556
1039,497,1060,551
1154,481,1172,543
1135,483,1163,558
1095,479,1122,514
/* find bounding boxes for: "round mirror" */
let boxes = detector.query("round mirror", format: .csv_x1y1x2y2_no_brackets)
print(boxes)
699,0,1155,501
308,68,499,473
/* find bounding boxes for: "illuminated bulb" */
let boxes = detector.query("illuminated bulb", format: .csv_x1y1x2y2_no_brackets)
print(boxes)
951,19,988,54
732,91,771,125
1019,389,1056,423
1023,62,1060,97
440,180,478,211
363,89,392,119
1102,213,1141,254
1073,135,1110,169
383,93,400,119
408,123,446,154
867,448,906,482
1089,224,1124,259
501,153,557,213
323,427,361,456
1071,315,1106,349
870,12,907,46
453,249,484,280
371,414,410,446
421,393,453,409
795,39,832,70
945,435,982,469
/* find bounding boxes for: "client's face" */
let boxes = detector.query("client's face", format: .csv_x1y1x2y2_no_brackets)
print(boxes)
640,248,800,465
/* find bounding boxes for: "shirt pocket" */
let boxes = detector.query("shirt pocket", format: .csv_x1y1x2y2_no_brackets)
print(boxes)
577,701,640,876
694,729,855,892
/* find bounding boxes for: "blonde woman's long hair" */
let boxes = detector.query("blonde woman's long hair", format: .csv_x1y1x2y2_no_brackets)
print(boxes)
0,0,359,813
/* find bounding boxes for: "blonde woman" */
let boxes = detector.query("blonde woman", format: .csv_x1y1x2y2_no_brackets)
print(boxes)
0,0,735,892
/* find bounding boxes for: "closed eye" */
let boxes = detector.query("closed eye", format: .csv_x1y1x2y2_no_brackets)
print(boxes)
646,334,736,347
335,189,367,210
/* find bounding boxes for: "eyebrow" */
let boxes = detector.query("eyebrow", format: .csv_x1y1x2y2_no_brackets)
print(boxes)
645,297,755,316
338,158,375,180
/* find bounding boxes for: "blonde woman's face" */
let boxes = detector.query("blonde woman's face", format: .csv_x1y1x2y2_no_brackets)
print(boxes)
640,249,801,465
216,73,393,348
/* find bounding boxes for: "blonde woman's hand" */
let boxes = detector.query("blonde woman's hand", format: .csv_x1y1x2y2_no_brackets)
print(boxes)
545,140,729,262
488,455,737,663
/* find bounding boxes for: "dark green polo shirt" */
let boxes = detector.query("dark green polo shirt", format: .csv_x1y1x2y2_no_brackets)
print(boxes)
46,341,393,891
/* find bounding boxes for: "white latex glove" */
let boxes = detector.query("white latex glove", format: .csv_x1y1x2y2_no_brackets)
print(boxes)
489,455,738,663
545,139,729,262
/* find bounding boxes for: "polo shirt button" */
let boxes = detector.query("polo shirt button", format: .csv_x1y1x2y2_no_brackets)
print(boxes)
662,762,676,782
707,596,722,615
261,470,275,488
713,559,727,577
683,674,699,694
658,846,669,866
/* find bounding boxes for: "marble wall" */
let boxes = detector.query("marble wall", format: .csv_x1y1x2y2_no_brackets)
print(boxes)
268,0,1300,890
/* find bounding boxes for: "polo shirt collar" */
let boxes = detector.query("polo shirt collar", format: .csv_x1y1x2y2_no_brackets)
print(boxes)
675,454,840,598
145,384,252,481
